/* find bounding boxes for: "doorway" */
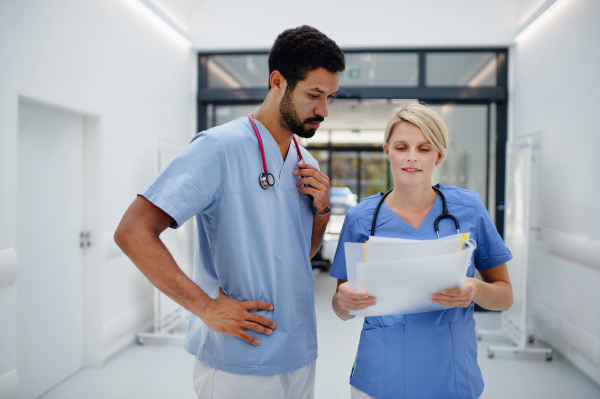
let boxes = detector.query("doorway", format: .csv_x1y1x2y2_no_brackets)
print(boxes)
17,100,86,398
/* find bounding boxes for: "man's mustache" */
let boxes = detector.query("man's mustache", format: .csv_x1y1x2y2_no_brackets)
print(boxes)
304,116,325,123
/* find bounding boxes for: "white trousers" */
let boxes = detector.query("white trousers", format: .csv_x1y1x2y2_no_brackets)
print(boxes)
193,358,316,399
351,386,375,399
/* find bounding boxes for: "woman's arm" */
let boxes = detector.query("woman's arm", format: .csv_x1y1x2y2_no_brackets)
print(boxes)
431,263,513,311
332,279,377,321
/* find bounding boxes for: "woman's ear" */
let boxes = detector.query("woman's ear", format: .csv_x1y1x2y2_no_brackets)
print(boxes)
384,143,390,162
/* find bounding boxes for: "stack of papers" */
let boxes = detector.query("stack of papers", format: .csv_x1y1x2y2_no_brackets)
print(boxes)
346,234,476,317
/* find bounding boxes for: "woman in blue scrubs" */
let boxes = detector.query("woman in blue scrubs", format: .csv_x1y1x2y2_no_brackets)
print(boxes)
330,103,514,399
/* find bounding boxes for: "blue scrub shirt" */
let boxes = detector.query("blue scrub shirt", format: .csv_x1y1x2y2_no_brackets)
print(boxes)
330,185,513,399
140,117,319,375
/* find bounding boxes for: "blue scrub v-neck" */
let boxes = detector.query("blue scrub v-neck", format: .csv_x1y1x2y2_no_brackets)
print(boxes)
253,119,300,188
379,193,443,237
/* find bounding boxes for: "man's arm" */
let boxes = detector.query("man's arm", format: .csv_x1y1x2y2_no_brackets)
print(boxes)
310,213,330,259
114,196,276,345
294,161,330,259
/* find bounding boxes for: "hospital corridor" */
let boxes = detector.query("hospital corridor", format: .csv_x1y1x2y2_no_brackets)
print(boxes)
1,1,600,399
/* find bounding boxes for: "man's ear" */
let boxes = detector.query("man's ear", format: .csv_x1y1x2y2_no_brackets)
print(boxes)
269,71,287,94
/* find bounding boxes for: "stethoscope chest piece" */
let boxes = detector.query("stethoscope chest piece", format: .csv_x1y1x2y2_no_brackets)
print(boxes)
248,113,305,191
259,172,275,190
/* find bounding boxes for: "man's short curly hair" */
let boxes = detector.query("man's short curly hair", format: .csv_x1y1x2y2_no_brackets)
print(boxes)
268,25,345,91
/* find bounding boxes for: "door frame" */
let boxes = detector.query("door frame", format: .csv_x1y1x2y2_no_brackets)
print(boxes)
17,96,104,368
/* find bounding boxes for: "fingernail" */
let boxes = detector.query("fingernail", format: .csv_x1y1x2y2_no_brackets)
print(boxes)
442,291,447,294
363,295,368,299
254,340,259,345
267,329,272,335
371,301,377,305
431,295,437,299
272,323,277,329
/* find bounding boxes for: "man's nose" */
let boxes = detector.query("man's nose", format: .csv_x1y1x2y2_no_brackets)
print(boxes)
315,98,329,118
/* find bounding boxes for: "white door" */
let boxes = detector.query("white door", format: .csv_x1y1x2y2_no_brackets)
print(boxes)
17,100,85,398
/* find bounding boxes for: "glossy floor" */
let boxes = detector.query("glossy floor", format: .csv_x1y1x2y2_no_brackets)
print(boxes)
42,271,600,399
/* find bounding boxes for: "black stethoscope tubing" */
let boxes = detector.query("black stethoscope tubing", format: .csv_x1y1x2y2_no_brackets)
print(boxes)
370,185,460,238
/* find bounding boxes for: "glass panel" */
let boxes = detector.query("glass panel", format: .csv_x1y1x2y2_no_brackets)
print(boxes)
432,104,488,204
331,151,359,196
359,152,389,201
426,53,497,87
308,149,330,177
487,102,497,220
321,99,415,131
341,53,418,87
212,104,260,127
207,55,269,88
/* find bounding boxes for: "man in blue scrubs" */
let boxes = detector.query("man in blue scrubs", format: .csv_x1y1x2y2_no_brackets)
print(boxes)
114,26,345,399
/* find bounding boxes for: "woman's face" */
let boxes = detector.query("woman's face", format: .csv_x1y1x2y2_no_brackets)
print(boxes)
384,121,441,189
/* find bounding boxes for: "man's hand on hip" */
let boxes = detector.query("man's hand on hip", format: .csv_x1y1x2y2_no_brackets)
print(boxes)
200,287,276,345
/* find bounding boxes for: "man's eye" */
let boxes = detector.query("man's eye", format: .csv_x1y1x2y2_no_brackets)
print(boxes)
309,94,319,99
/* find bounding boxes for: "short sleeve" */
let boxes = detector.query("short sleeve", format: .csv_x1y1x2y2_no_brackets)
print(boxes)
474,194,513,270
138,133,225,229
329,214,365,280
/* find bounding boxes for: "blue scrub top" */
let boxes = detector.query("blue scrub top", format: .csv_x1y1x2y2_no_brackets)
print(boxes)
330,185,512,399
140,117,319,375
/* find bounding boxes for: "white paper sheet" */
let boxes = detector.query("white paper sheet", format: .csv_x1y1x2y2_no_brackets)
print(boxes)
365,234,468,263
348,239,476,317
344,242,364,291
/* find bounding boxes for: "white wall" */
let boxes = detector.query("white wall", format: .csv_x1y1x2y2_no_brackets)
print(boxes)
0,0,194,395
511,0,600,385
189,0,517,50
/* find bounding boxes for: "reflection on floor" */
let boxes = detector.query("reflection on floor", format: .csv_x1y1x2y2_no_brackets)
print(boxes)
42,271,600,399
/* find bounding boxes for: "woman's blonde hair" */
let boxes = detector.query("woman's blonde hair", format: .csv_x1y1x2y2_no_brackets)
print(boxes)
384,103,449,166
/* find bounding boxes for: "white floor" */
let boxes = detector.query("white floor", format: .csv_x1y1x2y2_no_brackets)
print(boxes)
42,271,600,399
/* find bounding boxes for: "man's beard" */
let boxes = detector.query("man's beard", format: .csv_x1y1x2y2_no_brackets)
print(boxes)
279,87,324,139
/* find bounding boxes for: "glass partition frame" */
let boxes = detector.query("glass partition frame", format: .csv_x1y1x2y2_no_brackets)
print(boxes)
197,48,508,236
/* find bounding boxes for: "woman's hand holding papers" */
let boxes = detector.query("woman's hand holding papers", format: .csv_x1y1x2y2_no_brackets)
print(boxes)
430,278,477,308
200,287,276,346
337,282,377,311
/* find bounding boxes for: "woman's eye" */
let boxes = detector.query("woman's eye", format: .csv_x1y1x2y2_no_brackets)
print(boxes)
420,148,430,152
396,147,406,151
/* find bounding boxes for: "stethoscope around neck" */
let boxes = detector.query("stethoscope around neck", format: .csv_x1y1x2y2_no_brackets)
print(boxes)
248,113,305,190
370,185,460,238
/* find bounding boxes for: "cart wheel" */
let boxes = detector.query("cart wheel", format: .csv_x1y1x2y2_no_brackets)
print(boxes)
487,348,494,358
545,352,553,361
528,334,535,344
136,336,145,345
476,331,482,341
